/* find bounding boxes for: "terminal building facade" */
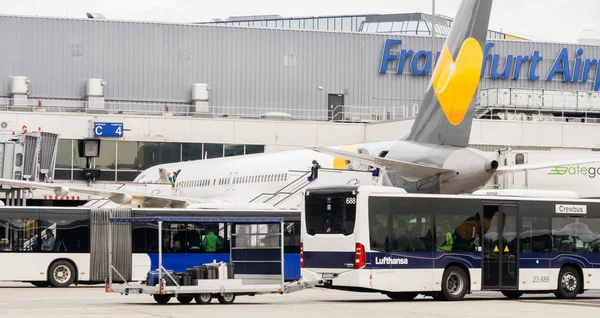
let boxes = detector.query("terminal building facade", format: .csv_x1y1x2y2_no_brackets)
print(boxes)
1,12,600,202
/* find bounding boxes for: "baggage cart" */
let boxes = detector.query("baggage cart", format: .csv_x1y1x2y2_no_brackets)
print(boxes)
104,216,321,304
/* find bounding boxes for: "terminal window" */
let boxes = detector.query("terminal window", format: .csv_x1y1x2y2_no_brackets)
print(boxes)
54,139,266,182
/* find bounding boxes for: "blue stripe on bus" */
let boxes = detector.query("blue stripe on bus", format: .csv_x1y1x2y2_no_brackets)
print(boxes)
303,251,355,269
147,253,301,281
304,251,600,270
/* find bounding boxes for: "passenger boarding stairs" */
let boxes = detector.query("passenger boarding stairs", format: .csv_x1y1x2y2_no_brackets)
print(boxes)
250,168,375,209
250,170,312,207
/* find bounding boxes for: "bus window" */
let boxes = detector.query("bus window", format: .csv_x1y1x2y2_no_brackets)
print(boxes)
37,211,91,253
284,222,301,253
305,192,356,236
161,223,226,253
368,203,391,252
520,217,551,253
435,213,482,252
391,213,433,252
367,197,433,252
552,217,600,253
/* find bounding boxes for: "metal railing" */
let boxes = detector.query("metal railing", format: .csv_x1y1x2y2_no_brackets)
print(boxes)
477,87,600,112
0,97,419,123
4,93,600,125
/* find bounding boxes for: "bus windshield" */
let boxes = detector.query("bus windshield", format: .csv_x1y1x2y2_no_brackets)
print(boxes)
305,192,356,236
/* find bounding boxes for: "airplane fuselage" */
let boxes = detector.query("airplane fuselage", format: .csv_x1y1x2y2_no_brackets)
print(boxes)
382,140,498,194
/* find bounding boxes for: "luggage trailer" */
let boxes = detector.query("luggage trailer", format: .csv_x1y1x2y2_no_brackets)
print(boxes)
104,216,321,304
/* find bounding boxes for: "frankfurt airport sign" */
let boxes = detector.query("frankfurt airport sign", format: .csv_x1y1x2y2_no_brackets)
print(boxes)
379,39,600,91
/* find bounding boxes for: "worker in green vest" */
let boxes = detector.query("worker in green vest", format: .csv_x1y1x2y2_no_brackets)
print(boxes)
438,231,454,252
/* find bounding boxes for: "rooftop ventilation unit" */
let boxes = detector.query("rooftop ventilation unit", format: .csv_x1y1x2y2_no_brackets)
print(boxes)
86,12,107,19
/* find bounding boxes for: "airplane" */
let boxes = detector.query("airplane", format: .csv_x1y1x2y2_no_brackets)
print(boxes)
2,0,600,208
307,0,600,195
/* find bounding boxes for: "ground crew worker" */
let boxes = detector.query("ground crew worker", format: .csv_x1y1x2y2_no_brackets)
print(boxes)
202,227,223,252
438,231,454,252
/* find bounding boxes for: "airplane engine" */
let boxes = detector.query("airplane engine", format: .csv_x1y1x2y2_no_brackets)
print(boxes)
53,186,69,197
109,193,133,205
440,148,498,194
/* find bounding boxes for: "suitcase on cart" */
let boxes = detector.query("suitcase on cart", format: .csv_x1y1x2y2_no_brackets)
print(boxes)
206,266,218,279
146,270,176,286
181,272,193,286
227,263,235,279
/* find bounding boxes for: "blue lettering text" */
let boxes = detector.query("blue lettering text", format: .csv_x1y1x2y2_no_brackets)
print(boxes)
380,39,402,73
411,50,431,75
379,39,600,91
546,48,571,82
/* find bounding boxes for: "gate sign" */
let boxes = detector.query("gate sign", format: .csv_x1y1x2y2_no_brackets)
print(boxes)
93,122,124,137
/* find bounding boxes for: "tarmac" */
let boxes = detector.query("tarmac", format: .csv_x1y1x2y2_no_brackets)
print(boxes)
1,282,599,318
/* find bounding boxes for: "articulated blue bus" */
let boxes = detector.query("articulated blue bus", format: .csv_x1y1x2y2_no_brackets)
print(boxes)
132,208,301,282
0,207,300,287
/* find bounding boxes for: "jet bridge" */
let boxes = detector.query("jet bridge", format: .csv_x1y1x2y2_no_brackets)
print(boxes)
0,129,60,206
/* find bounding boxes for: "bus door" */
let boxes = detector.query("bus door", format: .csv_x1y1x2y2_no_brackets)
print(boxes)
481,204,519,290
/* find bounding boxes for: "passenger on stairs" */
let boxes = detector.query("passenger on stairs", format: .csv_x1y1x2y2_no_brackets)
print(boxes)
308,160,321,182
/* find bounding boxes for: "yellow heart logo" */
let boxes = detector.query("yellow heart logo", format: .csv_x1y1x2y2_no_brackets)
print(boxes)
432,37,483,126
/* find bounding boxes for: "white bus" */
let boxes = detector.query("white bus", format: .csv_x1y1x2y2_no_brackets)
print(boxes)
300,185,600,301
0,206,301,287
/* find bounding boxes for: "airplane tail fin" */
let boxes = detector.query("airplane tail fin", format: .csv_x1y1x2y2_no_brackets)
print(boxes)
405,0,493,148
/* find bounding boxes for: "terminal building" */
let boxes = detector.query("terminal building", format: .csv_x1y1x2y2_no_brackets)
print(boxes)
1,11,600,204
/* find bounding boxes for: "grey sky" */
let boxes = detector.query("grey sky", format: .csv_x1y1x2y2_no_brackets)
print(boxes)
1,0,598,43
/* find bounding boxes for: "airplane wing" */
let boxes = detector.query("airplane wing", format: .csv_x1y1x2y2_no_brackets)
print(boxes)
307,146,453,179
495,157,600,174
0,178,221,208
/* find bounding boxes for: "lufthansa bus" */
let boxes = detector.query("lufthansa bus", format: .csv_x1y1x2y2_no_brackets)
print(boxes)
300,185,600,301
0,206,300,287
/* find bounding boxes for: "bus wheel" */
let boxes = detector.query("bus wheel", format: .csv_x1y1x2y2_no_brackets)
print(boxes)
153,294,171,304
48,260,76,288
217,293,236,304
194,293,212,304
555,266,580,299
439,266,468,301
176,296,194,304
501,291,523,299
386,292,418,301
